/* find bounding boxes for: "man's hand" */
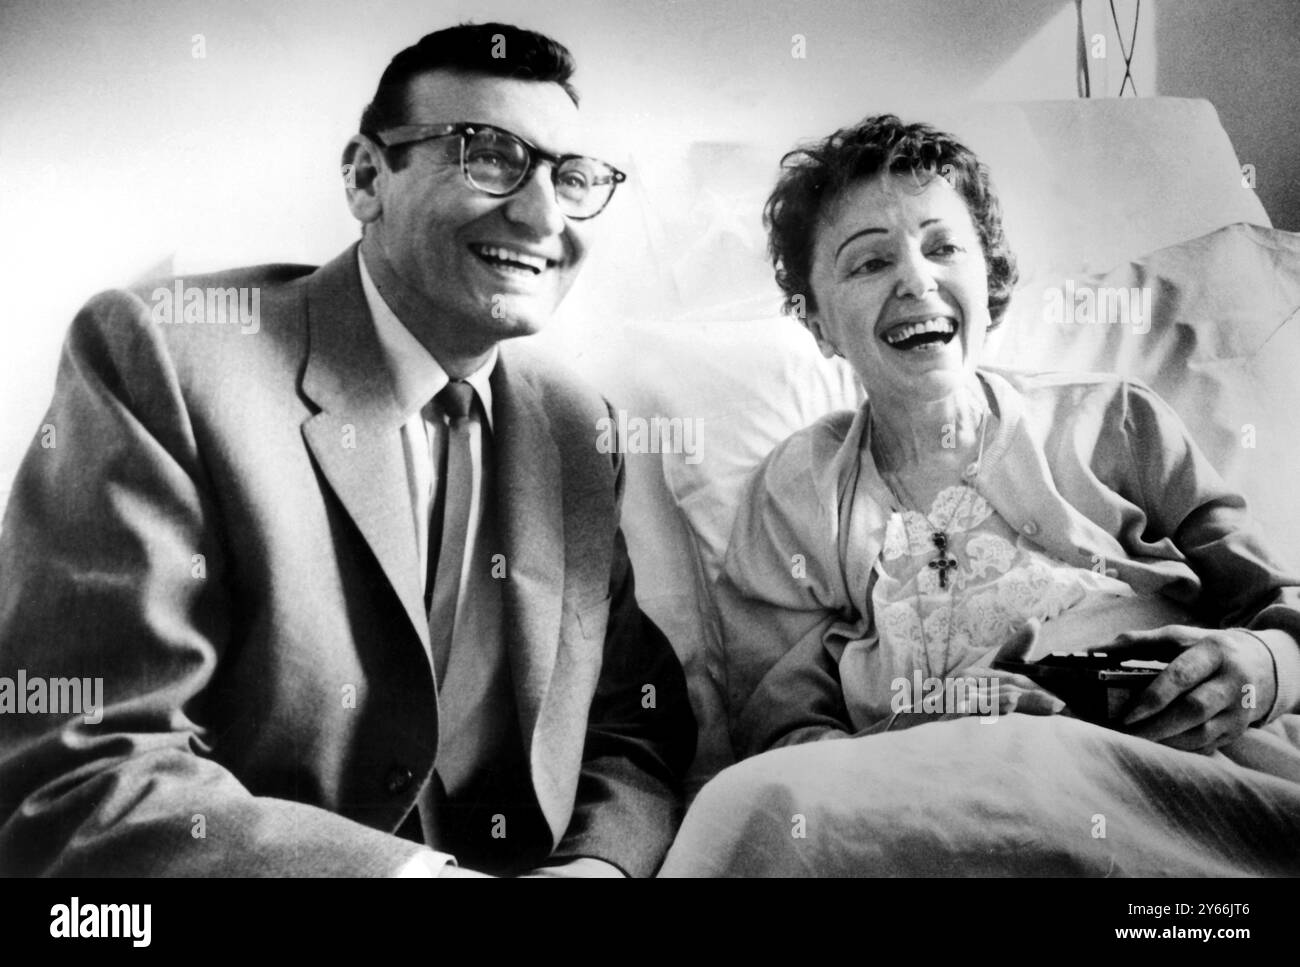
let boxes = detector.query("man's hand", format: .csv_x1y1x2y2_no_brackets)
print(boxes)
519,857,626,878
1112,625,1277,753
437,865,494,878
394,850,494,877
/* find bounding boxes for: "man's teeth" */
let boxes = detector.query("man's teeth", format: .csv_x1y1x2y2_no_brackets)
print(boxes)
883,317,956,346
473,244,548,273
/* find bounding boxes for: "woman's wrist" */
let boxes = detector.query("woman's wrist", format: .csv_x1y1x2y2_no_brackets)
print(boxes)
1238,628,1299,724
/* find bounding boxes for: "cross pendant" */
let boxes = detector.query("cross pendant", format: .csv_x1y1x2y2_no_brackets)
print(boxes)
929,554,958,588
929,532,957,588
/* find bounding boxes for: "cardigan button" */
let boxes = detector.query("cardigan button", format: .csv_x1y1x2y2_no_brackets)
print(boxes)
385,765,415,796
1021,520,1039,537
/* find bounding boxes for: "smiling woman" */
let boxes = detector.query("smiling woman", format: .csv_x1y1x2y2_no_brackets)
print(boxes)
783,118,1019,567
658,114,1300,877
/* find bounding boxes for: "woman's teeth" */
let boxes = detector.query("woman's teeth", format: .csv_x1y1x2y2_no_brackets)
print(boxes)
882,317,957,350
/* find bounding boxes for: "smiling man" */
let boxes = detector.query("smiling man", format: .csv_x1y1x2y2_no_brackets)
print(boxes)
0,22,695,878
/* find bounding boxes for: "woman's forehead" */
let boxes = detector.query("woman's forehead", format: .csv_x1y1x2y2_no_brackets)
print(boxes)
817,172,972,244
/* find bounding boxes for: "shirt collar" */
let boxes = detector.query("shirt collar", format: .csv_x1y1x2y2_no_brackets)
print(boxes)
358,250,496,429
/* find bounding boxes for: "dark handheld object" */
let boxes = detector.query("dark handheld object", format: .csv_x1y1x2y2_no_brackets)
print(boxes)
993,651,1166,727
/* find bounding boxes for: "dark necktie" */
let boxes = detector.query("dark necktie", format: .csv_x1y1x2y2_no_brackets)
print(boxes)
417,379,478,851
426,380,477,687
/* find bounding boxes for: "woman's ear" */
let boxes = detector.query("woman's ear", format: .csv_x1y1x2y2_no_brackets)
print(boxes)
341,135,385,225
804,313,840,360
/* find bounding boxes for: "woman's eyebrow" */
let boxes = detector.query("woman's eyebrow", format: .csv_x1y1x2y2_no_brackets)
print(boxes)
835,227,885,259
835,218,943,260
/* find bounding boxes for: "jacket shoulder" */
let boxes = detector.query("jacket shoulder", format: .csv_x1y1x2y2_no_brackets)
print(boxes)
131,263,317,295
77,262,316,337
54,264,319,432
499,341,611,423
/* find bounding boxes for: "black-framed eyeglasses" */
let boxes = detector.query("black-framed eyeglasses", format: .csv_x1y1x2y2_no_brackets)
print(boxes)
371,121,627,220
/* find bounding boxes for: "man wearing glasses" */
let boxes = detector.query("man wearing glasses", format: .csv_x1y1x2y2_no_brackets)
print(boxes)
0,23,695,878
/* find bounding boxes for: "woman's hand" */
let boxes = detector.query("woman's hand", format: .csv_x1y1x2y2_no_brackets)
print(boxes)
1109,625,1277,753
886,621,1066,728
885,667,1065,733
947,665,1068,717
969,618,1066,716
958,620,1065,717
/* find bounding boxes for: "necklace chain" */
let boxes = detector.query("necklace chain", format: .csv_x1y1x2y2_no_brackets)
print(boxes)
883,409,989,563
874,408,990,683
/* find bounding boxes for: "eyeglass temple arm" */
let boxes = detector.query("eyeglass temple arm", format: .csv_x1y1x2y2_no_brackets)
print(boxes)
368,124,462,148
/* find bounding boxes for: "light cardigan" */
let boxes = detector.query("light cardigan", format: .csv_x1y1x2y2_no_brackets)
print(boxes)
717,368,1300,759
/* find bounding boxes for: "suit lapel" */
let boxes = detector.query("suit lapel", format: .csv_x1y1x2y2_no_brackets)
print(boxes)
297,258,571,833
491,354,565,766
299,247,430,655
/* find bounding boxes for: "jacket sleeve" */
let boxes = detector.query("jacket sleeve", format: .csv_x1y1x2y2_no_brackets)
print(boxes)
549,423,697,877
715,431,862,759
1119,379,1300,721
0,292,429,876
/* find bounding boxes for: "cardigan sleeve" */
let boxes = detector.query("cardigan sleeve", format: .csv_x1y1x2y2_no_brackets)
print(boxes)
716,423,862,758
1118,379,1300,721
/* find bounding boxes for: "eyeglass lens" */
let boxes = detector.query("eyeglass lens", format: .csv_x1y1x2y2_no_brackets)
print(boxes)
462,128,614,217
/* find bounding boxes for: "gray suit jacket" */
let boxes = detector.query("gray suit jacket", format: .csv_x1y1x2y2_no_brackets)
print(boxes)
0,246,695,876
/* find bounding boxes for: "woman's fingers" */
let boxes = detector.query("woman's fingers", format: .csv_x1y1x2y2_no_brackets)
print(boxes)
1121,630,1273,750
972,667,1066,709
935,625,1270,739
1125,676,1235,743
1099,625,1276,752
942,672,1064,717
1008,686,1067,716
1123,644,1222,730
1149,708,1248,755
1102,626,1194,663
989,618,1042,663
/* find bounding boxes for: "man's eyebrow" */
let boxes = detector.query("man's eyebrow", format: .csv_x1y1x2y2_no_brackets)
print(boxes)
834,219,943,260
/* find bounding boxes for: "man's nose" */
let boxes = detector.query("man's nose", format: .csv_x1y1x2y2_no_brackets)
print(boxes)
503,164,566,239
893,247,938,299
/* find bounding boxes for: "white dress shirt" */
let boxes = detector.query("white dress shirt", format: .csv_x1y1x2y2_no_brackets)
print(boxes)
359,254,496,594
358,252,499,878
358,254,623,880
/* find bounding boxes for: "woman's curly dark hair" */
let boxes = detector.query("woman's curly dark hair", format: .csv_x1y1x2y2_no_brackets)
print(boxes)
764,114,1018,329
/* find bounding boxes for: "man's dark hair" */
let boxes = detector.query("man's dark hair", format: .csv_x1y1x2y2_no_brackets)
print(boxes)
359,22,578,170
765,114,1018,329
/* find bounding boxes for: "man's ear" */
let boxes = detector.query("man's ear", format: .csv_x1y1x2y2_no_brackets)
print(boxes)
341,135,384,225
805,312,839,360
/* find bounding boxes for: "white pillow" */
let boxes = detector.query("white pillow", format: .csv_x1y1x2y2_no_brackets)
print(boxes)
660,317,863,589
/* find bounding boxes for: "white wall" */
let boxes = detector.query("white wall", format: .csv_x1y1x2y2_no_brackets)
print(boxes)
1153,0,1300,230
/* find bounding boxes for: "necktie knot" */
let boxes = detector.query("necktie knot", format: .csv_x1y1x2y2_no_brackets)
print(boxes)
437,380,476,422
